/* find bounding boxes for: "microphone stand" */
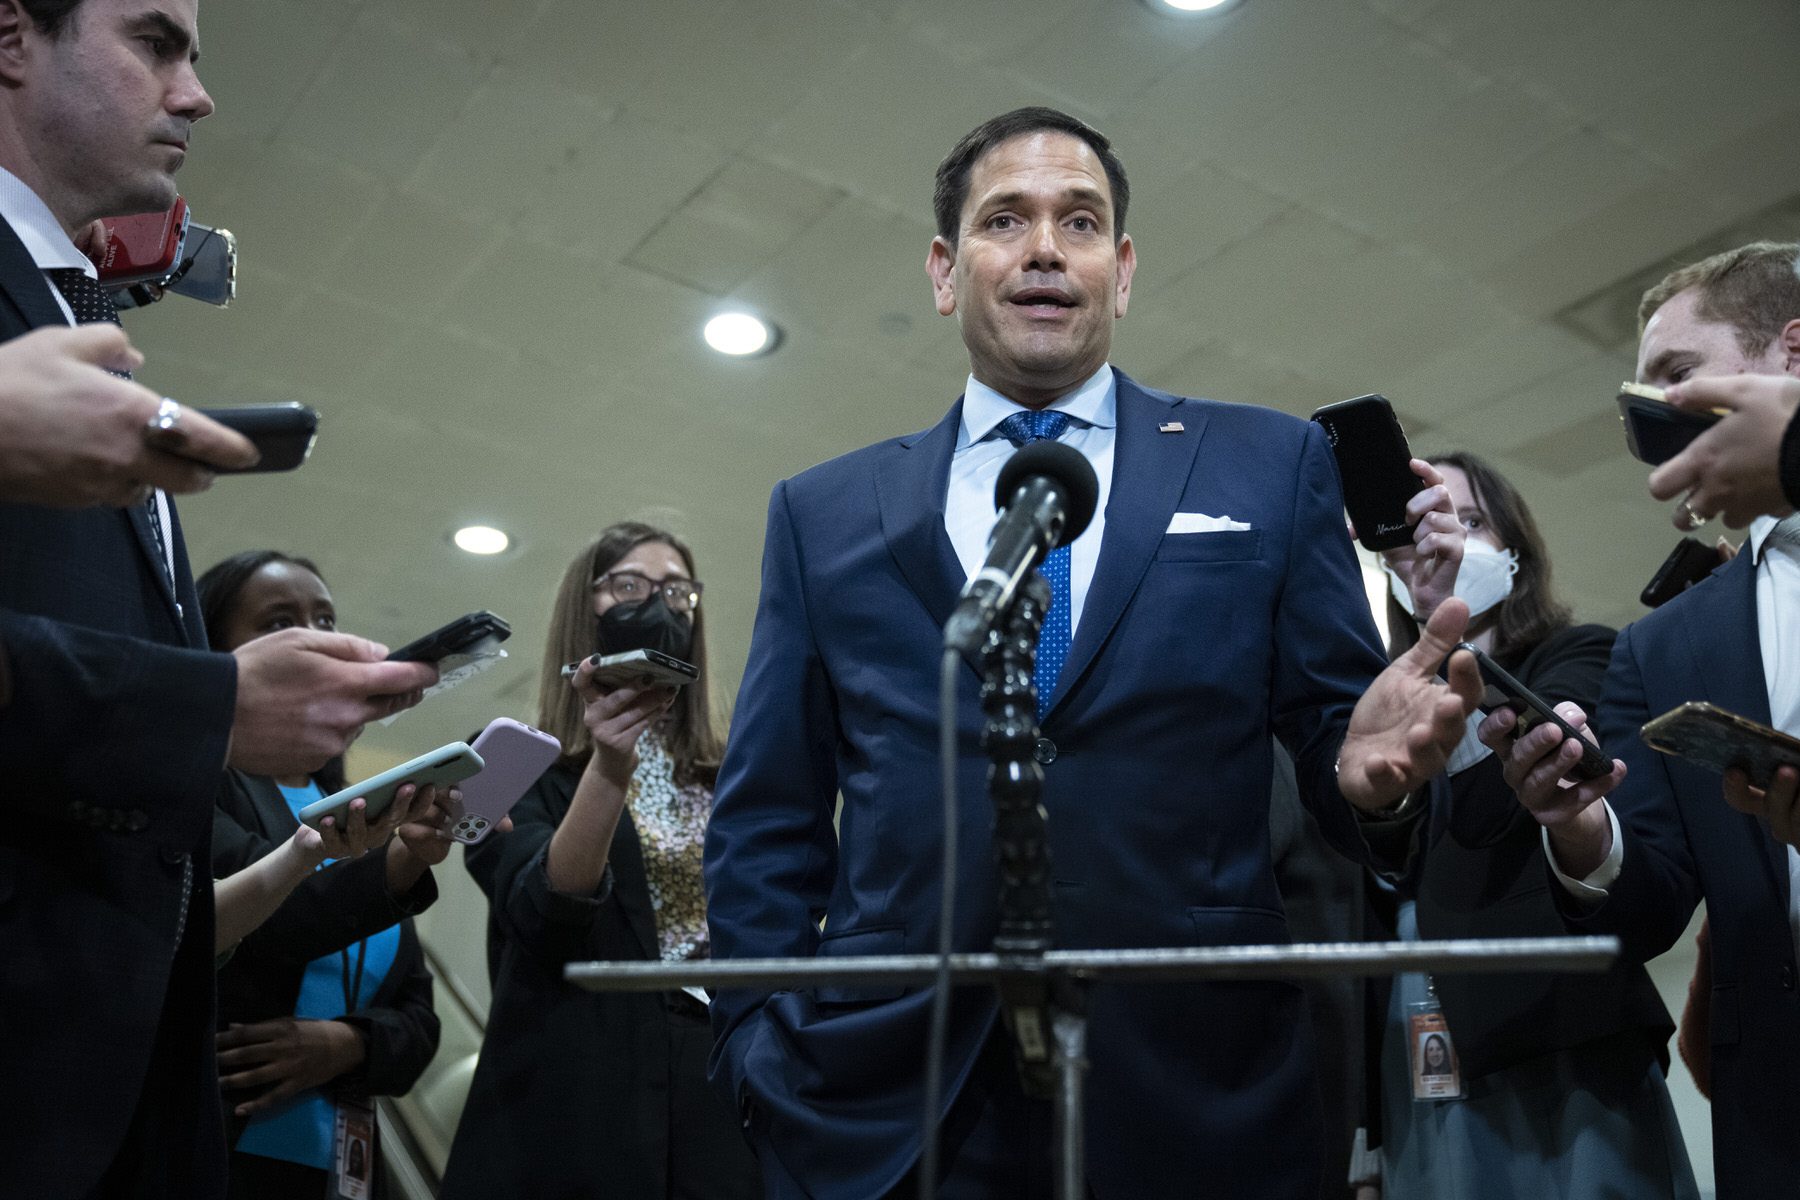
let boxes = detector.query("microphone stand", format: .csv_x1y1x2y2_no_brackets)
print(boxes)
979,574,1088,1198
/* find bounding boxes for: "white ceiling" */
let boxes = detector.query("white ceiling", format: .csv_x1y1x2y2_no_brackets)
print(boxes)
135,0,1800,760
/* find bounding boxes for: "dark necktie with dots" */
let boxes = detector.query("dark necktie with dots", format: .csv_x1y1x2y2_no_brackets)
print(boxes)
997,409,1075,722
46,268,174,590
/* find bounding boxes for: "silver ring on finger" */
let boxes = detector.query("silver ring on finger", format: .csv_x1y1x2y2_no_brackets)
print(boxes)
144,396,183,437
1675,495,1709,531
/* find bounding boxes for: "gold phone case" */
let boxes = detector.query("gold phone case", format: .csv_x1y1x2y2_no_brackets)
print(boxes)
1640,701,1800,789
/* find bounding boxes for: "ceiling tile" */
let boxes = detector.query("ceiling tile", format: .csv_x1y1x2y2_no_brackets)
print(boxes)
627,156,844,296
279,12,490,186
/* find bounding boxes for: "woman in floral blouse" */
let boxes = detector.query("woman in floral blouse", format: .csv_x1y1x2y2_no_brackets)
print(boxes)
442,521,759,1200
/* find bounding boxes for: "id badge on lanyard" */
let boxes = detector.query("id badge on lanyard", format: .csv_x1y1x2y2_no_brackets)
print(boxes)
329,1096,375,1199
1407,977,1463,1100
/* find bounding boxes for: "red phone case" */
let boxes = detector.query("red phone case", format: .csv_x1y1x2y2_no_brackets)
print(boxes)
93,197,188,284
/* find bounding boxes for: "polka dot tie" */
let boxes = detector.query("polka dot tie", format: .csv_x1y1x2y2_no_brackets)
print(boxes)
47,268,174,589
997,409,1074,722
48,267,123,328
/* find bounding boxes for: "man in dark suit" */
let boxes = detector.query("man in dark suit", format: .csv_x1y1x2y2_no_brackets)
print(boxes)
0,2,438,1195
704,106,1481,1200
1489,241,1800,1199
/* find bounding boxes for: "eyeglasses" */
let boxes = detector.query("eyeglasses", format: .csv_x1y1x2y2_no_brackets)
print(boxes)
592,571,703,614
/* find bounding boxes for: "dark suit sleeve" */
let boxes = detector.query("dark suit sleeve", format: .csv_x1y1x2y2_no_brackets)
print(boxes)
1558,622,1704,963
1269,423,1422,876
702,479,843,1113
0,609,234,831
212,776,437,966
467,770,623,969
337,921,440,1097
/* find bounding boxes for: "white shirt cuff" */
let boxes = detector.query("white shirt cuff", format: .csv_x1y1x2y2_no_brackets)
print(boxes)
1543,802,1623,902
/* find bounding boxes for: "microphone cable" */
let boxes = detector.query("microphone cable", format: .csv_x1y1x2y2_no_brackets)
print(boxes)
919,647,961,1200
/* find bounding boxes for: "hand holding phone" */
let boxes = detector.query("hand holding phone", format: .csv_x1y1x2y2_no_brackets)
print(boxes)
1459,642,1613,782
297,741,485,831
1641,702,1800,791
1617,382,1721,466
1312,394,1425,551
560,648,698,690
190,403,318,473
387,611,512,664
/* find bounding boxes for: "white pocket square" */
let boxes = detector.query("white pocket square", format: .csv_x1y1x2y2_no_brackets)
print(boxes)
1166,512,1253,534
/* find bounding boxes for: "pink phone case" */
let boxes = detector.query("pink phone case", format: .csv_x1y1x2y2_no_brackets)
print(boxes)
452,718,563,844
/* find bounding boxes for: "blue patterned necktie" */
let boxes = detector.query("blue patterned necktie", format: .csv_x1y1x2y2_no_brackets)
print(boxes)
997,409,1074,722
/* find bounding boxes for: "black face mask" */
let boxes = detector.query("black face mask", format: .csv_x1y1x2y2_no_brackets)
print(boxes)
596,595,694,663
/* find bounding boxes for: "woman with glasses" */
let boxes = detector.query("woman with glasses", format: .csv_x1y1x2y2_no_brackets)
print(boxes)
441,522,759,1200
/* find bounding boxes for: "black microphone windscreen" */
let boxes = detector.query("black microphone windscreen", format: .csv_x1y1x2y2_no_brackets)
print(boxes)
994,440,1099,548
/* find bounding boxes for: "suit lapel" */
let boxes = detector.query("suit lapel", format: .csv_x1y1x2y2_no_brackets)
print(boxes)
127,497,186,633
1046,374,1207,718
1677,551,1788,906
609,807,659,961
0,216,188,635
874,403,977,672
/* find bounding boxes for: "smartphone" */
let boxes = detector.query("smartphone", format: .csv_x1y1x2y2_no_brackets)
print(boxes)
1639,537,1719,608
194,403,319,473
296,741,485,831
1455,642,1613,782
1641,702,1800,790
1618,383,1720,466
94,198,189,286
451,718,563,845
1311,394,1423,552
560,648,698,689
387,611,512,664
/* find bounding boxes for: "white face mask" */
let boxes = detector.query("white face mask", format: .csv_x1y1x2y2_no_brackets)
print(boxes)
1387,539,1519,621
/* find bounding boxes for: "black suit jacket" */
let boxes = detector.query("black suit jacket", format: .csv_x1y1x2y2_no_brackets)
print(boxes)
0,215,237,1198
439,761,692,1200
211,769,439,1141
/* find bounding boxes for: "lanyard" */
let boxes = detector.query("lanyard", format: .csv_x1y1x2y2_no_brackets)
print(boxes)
339,938,369,1013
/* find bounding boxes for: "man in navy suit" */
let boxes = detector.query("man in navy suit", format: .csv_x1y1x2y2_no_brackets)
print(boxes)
0,2,438,1195
704,106,1481,1199
1488,241,1800,1199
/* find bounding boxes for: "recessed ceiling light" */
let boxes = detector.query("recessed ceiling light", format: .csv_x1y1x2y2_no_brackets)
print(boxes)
1148,0,1237,12
703,311,778,357
453,525,510,555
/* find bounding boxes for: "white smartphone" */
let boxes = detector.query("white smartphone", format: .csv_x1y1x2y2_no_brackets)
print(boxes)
296,741,485,831
452,718,563,845
559,648,698,690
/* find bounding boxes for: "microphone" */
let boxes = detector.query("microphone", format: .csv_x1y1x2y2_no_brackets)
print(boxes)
943,440,1100,654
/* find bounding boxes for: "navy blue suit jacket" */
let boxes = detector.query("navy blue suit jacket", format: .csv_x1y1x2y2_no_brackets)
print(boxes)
704,372,1407,1199
0,215,235,1198
1567,547,1798,1199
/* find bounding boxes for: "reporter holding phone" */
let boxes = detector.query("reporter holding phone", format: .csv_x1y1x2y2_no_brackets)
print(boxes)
1373,454,1695,1199
442,522,759,1200
198,551,449,1200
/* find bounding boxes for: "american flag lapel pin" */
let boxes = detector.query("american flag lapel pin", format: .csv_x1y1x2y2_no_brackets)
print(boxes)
1159,421,1185,433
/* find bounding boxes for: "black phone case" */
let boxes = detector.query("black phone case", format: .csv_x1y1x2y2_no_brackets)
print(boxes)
1312,394,1422,552
387,611,512,663
1457,642,1612,782
197,403,319,473
1639,537,1718,608
1617,393,1718,466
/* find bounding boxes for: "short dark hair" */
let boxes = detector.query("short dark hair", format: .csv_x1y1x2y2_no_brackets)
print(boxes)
932,106,1130,247
1385,452,1571,667
19,0,84,36
196,549,344,792
1638,241,1800,356
196,549,327,653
